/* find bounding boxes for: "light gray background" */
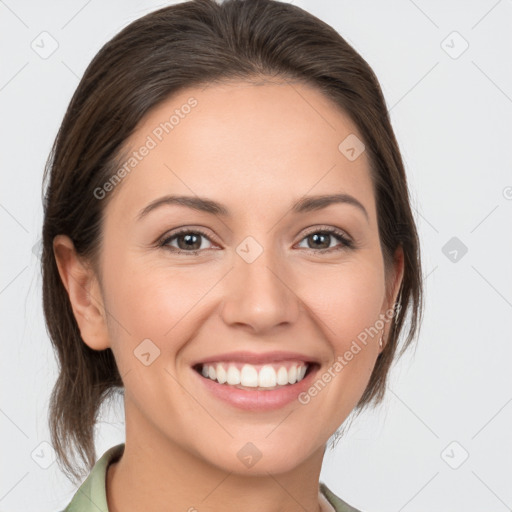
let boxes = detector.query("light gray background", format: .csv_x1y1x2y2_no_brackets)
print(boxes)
1,1,511,511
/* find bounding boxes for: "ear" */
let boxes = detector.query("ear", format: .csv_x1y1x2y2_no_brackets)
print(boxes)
380,245,405,351
53,234,111,351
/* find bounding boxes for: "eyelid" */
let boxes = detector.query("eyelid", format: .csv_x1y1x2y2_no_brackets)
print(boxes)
300,224,352,240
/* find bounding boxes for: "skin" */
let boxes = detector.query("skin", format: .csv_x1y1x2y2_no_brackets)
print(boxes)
54,79,403,512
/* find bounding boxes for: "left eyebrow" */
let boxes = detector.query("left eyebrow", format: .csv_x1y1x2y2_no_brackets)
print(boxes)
136,193,369,222
291,193,369,222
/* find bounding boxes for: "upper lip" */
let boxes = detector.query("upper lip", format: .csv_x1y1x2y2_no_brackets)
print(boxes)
191,351,318,366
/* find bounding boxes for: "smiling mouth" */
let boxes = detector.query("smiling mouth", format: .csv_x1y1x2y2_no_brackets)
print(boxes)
193,361,317,391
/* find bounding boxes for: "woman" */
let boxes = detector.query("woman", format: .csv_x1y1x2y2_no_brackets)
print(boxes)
42,0,423,510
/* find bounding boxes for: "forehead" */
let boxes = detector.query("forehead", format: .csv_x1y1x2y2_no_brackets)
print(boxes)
105,80,376,224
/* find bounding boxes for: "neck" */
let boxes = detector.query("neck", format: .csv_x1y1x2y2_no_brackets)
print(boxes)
106,403,326,512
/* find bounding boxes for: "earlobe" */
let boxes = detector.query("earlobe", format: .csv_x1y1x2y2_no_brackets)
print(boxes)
53,234,111,351
380,246,405,353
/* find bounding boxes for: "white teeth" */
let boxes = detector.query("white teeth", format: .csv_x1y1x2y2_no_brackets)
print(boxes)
216,363,227,384
240,364,259,387
259,365,277,387
199,362,310,388
277,366,288,385
288,365,297,384
226,365,240,385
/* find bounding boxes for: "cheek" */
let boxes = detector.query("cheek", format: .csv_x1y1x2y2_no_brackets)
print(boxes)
293,263,385,422
102,257,215,356
100,261,209,411
301,260,386,350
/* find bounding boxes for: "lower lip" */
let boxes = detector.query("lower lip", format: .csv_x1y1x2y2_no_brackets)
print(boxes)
193,365,319,411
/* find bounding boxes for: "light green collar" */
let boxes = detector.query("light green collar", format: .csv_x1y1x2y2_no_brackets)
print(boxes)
63,443,124,512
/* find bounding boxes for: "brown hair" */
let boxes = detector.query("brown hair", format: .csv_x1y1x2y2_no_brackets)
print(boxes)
42,0,423,484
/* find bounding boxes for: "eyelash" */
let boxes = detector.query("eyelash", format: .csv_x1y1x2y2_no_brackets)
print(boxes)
157,226,354,256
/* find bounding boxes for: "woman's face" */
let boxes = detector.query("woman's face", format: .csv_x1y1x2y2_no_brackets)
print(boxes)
86,80,402,474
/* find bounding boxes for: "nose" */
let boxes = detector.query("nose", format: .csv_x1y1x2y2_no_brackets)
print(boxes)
220,246,300,334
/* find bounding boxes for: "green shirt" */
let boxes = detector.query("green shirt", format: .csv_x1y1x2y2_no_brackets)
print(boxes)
62,443,362,512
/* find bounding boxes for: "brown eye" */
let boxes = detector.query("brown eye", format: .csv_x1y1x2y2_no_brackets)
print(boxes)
160,229,214,254
305,232,331,250
297,228,353,253
176,233,203,251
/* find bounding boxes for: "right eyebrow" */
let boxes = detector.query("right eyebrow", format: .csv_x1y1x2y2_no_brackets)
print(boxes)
137,195,230,221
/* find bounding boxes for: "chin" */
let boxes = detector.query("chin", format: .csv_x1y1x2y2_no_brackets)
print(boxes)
198,435,320,476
